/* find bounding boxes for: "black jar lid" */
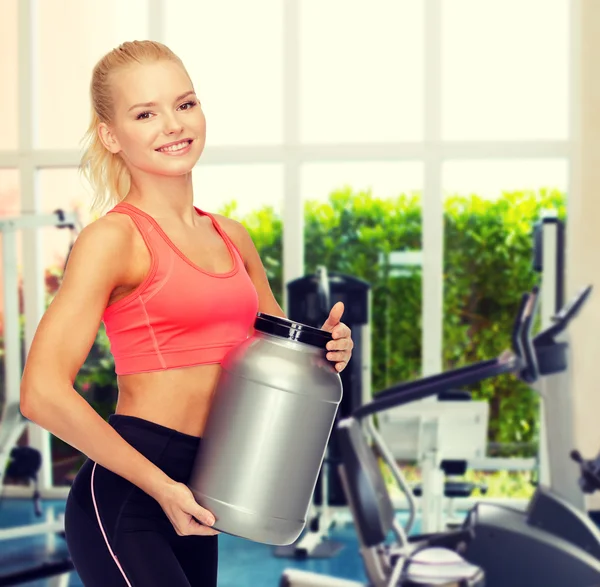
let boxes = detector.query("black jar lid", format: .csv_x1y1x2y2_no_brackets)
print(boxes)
254,313,332,349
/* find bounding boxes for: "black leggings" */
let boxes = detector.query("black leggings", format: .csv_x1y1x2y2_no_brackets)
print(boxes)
64,414,218,587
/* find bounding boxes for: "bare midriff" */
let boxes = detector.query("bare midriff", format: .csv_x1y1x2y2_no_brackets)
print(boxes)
114,363,222,438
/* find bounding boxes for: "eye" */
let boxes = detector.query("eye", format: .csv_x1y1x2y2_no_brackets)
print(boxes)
136,111,152,121
179,100,198,111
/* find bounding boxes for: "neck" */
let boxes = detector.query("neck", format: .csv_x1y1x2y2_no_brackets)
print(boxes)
124,169,198,224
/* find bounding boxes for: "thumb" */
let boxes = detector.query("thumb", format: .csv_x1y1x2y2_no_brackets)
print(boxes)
200,507,216,527
191,500,215,526
321,301,344,332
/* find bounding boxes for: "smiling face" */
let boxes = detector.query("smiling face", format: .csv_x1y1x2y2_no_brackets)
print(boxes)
98,59,206,179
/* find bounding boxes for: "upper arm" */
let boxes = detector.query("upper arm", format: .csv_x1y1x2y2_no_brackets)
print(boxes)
216,215,285,318
21,215,132,409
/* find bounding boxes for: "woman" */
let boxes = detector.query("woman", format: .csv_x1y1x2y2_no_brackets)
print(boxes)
20,40,353,586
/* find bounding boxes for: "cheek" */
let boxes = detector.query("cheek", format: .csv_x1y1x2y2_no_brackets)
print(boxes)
191,109,207,135
122,124,159,156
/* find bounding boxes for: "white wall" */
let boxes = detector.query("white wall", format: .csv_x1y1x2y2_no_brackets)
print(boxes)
568,0,600,509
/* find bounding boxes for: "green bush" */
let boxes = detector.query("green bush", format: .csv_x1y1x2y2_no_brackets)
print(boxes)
442,189,565,452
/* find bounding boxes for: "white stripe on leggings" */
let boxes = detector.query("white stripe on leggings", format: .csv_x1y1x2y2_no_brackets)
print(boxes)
91,462,133,586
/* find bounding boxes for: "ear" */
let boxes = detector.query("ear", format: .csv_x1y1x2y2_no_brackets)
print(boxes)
97,122,122,154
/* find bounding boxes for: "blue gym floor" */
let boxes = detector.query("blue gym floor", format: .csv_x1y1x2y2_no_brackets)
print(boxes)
0,498,417,586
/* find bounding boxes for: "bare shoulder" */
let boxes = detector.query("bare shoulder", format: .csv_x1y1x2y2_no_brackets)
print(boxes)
72,211,137,258
83,210,134,241
64,211,139,281
211,213,253,251
211,213,246,237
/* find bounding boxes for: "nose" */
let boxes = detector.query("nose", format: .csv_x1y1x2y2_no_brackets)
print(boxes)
163,111,184,135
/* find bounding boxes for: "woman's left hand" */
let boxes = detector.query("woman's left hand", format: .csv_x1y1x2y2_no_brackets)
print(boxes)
321,301,354,373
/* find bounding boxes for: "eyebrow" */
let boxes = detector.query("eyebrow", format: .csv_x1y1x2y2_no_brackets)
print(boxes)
128,91,197,112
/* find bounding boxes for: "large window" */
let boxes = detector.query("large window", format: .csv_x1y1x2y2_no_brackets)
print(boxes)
2,0,573,495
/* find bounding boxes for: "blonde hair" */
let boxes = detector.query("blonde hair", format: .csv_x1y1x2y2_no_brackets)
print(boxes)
80,40,188,215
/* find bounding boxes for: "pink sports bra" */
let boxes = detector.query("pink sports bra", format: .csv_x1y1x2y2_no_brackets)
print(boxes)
102,202,259,375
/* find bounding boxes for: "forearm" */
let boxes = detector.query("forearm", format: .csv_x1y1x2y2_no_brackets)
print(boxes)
21,383,174,500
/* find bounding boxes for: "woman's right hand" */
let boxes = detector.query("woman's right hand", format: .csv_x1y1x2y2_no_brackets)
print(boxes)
155,480,220,537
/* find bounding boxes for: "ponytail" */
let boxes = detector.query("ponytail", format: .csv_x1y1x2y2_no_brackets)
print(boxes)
80,107,130,216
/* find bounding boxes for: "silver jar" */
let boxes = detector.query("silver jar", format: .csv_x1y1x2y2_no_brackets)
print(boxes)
188,313,343,545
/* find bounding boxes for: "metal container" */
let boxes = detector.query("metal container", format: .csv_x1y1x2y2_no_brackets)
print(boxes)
188,313,343,545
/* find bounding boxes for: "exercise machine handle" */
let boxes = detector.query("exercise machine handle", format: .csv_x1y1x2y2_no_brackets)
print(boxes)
352,285,592,422
571,450,600,495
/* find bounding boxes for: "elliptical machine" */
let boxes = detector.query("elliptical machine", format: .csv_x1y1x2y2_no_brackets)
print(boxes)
282,285,600,587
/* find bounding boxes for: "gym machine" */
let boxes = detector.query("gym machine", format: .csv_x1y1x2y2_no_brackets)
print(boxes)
282,283,600,586
0,210,78,586
376,390,489,534
532,214,587,508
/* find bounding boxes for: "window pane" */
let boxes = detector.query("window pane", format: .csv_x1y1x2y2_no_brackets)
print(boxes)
302,161,423,201
36,0,148,149
39,168,94,273
192,163,284,301
0,170,20,217
300,0,424,143
0,170,20,418
166,1,283,146
0,0,18,149
192,163,283,216
443,159,568,198
443,159,568,470
302,161,424,391
442,0,569,140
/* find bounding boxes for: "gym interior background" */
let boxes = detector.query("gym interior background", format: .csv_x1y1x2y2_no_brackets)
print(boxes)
1,0,600,585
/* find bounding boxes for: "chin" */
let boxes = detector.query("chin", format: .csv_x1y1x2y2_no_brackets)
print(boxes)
159,163,196,178
154,158,200,177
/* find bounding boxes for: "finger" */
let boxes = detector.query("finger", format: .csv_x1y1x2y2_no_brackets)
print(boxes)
326,351,351,363
191,525,220,537
331,323,351,340
195,509,216,527
321,302,345,332
334,361,347,372
326,339,353,352
183,521,220,537
188,515,220,536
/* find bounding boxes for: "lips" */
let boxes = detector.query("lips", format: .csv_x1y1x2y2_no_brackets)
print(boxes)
155,139,193,152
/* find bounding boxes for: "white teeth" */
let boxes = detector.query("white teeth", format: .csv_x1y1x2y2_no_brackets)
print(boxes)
158,140,190,152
